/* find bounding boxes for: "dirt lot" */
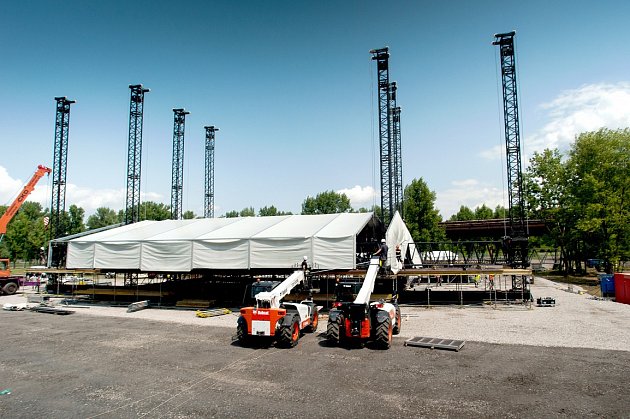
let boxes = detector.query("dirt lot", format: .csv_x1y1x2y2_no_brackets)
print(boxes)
1,309,629,418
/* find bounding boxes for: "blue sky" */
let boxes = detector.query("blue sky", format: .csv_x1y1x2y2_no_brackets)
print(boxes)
2,0,630,219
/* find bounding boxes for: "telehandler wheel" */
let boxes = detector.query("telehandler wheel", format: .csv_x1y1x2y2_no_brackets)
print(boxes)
306,308,319,333
393,305,401,335
375,316,392,349
2,282,18,296
278,316,300,348
326,317,341,345
236,319,248,345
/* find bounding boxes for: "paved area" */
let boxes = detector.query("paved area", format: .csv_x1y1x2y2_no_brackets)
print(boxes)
1,305,629,418
2,276,630,417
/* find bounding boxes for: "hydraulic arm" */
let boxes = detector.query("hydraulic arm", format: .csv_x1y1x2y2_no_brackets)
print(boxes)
0,165,52,241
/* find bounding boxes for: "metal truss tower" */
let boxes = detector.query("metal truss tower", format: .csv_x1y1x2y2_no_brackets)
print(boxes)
50,97,75,242
204,126,219,218
125,84,150,224
390,82,403,217
493,31,529,268
371,47,394,226
170,108,189,220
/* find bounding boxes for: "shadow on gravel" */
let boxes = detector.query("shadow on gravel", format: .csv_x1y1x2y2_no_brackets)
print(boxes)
315,336,391,351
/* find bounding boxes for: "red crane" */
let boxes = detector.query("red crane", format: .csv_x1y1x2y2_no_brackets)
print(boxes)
0,165,51,290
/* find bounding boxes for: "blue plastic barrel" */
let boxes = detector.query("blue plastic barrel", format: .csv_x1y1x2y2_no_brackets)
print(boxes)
599,274,615,297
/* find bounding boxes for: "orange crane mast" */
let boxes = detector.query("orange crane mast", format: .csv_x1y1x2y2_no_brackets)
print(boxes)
0,165,51,286
0,165,51,241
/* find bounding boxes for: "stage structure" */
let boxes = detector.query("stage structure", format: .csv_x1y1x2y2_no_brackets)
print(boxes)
49,96,75,267
171,108,189,220
493,31,529,268
204,126,219,218
124,84,150,224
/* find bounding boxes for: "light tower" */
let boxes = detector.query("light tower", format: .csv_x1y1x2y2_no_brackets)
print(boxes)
204,126,219,218
125,84,150,224
50,97,75,243
492,31,528,268
171,108,189,220
370,47,394,226
390,82,403,217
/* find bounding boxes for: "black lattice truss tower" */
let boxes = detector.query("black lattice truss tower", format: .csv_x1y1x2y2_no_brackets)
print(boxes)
204,126,219,218
493,31,529,267
125,84,150,224
171,108,189,220
50,97,75,241
390,82,403,217
370,47,394,226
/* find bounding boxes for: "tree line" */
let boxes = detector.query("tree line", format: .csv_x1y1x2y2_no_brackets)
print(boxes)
2,128,627,273
0,181,445,264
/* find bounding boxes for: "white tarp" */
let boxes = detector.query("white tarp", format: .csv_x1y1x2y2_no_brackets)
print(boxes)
66,213,376,271
385,211,423,273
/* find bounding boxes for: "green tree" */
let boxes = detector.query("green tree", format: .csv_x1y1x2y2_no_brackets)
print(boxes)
87,207,120,230
524,129,630,274
566,129,630,272
493,205,508,219
450,205,475,221
524,148,572,272
240,207,255,217
183,210,196,220
258,206,292,216
0,201,47,261
402,178,445,242
474,204,494,220
139,201,171,221
224,210,240,218
68,204,86,235
301,191,352,215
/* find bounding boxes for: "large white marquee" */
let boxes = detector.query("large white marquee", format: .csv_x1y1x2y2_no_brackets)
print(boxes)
66,213,381,272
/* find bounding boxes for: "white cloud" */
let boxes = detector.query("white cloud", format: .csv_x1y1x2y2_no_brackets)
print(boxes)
479,144,503,161
337,185,378,208
436,179,504,219
479,82,630,161
451,179,481,188
525,82,630,156
0,165,163,217
0,166,27,205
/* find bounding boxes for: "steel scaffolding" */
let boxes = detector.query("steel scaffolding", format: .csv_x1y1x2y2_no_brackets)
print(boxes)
204,126,219,218
50,97,75,242
493,31,529,268
370,47,394,226
125,84,150,224
171,108,189,220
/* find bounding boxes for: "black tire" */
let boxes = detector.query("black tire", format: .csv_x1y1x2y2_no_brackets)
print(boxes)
374,315,392,349
2,282,18,296
236,318,248,345
306,308,319,333
326,317,341,345
393,305,401,335
278,317,300,348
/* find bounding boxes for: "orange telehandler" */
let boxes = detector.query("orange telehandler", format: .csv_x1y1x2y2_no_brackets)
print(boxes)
0,165,51,295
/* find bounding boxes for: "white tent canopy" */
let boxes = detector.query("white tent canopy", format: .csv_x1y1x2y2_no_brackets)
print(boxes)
66,213,379,272
385,211,423,273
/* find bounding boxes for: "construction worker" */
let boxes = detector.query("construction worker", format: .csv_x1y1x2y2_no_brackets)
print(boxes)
374,239,389,269
395,244,403,266
301,256,309,271
473,274,481,288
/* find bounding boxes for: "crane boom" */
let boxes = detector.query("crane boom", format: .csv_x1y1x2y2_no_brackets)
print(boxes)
353,257,380,305
255,270,305,309
0,165,52,239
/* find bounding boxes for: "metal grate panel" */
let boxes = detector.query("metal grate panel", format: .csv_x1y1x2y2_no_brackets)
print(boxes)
404,336,465,351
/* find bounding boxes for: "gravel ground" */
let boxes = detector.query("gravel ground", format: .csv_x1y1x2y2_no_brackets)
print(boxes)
2,276,630,418
4,276,629,352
